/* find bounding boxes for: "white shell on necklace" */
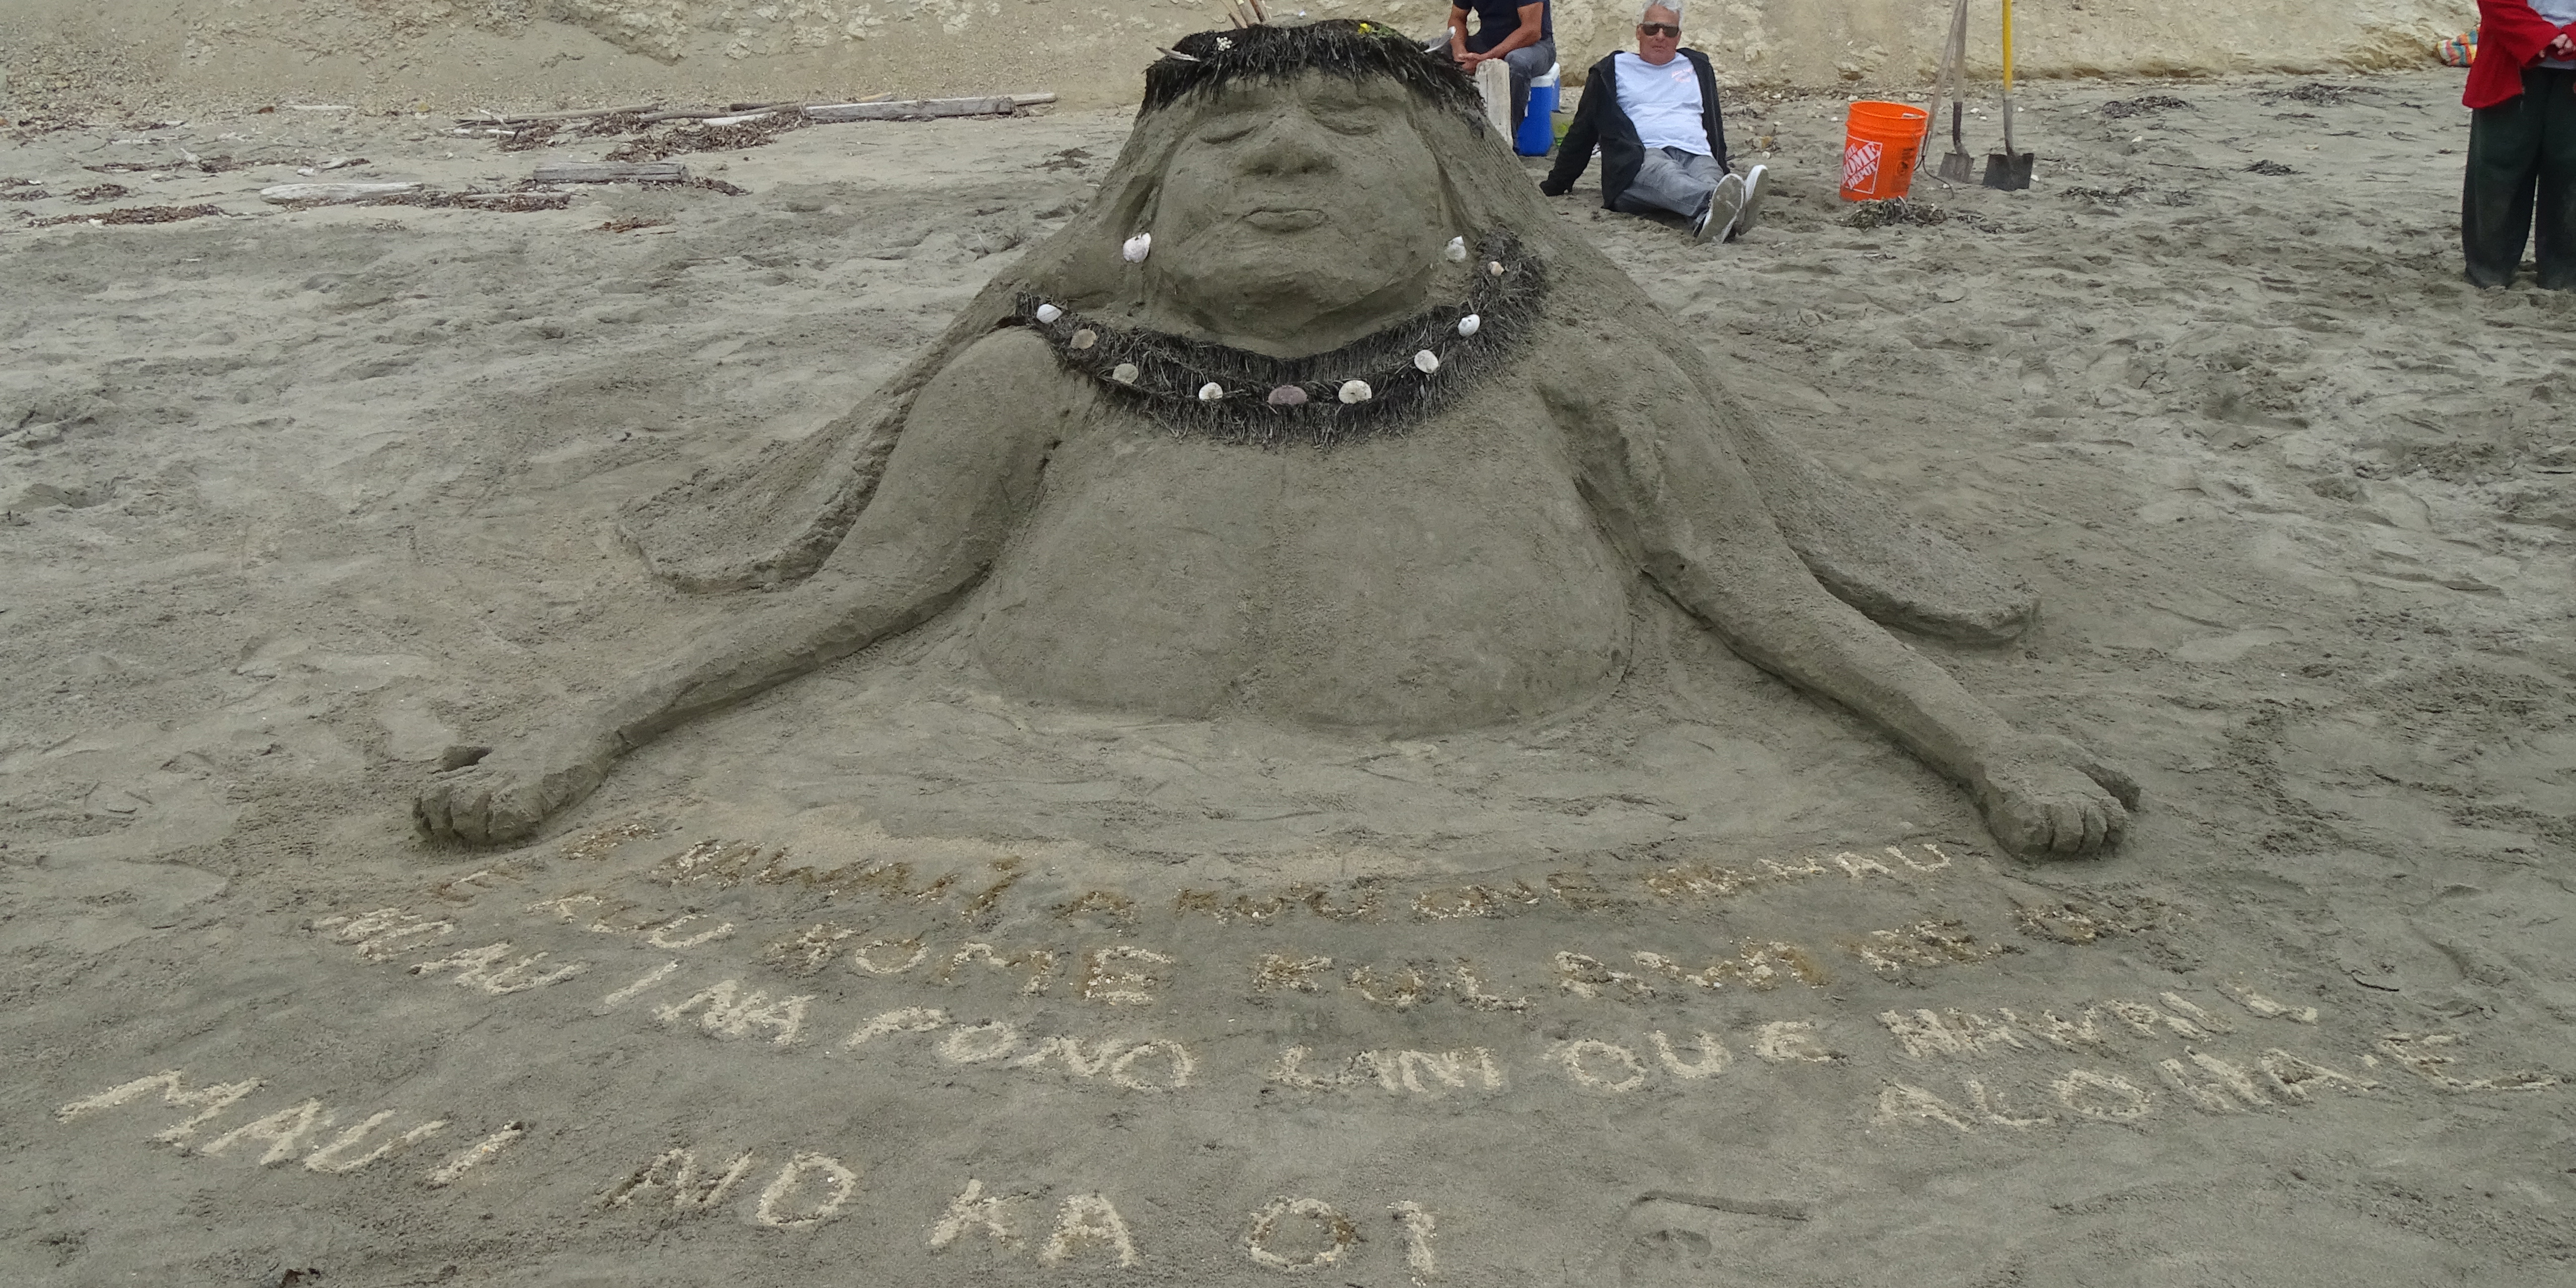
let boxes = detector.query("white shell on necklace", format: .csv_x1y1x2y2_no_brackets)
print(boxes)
1198,381,1224,402
1457,313,1481,337
1338,380,1373,404
1111,363,1140,384
1034,302,1062,323
1123,233,1152,262
1413,349,1440,374
1443,236,1466,262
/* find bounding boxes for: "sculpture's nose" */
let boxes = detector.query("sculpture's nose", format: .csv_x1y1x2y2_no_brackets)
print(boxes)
1238,112,1336,179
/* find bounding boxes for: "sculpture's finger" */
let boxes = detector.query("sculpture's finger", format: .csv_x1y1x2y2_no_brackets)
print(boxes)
2080,758,2143,810
2098,799,2127,851
2079,799,2108,854
415,787,453,842
2047,799,2086,854
454,786,493,849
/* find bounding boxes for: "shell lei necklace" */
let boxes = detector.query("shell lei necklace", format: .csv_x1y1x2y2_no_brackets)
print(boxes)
1014,232,1544,446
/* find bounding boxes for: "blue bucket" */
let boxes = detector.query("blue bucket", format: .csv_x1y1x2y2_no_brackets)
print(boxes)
1515,62,1561,156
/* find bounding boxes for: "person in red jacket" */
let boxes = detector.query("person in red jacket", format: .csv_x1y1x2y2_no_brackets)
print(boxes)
2465,0,2576,287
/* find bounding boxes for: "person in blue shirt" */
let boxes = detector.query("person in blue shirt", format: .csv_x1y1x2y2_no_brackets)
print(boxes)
1436,0,1555,132
1540,1,1770,242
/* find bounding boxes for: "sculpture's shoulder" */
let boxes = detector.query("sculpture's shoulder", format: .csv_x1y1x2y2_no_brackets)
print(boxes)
936,323,1071,388
908,324,1093,449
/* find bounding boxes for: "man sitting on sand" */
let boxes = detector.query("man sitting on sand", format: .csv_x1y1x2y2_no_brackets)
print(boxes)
2463,0,2576,288
1540,1,1768,242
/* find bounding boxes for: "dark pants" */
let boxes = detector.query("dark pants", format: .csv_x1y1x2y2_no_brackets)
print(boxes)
2464,67,2576,290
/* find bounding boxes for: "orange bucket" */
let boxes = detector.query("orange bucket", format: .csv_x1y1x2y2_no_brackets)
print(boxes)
1840,100,1929,201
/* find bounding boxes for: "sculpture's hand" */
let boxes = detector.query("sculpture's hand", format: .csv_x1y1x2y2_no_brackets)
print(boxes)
1970,734,2139,859
414,726,619,847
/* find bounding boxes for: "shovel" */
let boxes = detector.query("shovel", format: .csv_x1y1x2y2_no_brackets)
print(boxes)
1983,0,2034,190
1931,0,1976,183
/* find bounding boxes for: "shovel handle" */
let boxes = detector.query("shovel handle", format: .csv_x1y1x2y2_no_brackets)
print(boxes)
2001,0,2014,93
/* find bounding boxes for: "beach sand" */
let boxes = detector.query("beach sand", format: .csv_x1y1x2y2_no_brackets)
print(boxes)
4,68,2573,1286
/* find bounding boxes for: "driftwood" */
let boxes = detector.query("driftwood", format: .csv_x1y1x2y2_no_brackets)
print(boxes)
530,161,690,185
803,94,1048,123
460,103,658,126
260,181,421,205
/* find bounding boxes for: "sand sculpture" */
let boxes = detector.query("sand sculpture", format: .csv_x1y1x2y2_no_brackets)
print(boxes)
414,20,2136,857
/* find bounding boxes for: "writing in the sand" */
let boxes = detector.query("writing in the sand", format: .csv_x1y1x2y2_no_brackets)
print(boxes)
46,1070,1442,1273
288,896,2557,1129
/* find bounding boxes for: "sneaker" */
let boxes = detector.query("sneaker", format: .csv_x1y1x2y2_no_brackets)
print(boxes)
1731,163,1770,239
1693,172,1747,242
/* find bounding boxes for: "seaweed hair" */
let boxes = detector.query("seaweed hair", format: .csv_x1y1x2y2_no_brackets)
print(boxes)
1143,19,1486,131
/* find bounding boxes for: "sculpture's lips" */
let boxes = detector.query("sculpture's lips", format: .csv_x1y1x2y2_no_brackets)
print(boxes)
1242,208,1328,232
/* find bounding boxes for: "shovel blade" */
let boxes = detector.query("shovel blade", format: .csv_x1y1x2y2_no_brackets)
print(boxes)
1937,151,1976,183
1982,150,2033,191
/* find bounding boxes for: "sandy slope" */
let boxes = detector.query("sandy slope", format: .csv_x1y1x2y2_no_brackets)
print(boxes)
2,0,2482,113
3,67,2574,1287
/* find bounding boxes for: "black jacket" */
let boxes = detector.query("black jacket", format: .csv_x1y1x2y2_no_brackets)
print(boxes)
1539,48,1729,208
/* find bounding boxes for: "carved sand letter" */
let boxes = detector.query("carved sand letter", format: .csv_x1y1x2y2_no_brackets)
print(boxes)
1649,1031,1732,1078
1270,1046,1359,1090
604,1147,757,1211
930,1178,1020,1250
2224,981,2320,1023
1245,1197,1360,1270
304,1112,450,1174
754,1151,861,1229
2258,1049,2381,1100
1451,961,1528,1011
1109,1039,1197,1091
1081,945,1175,1005
840,1006,951,1051
938,1020,1024,1064
1042,1194,1142,1267
1557,1040,1647,1091
645,914,736,949
599,960,681,1010
655,980,813,1046
1389,1201,1439,1280
1254,954,1336,993
1553,952,1648,1000
1347,965,1427,1008
424,1122,526,1187
1962,1079,2050,1126
55,1069,264,1146
944,942,1057,994
2051,1070,2154,1122
1752,1021,1838,1063
1874,1083,1976,1131
849,937,930,976
408,943,590,994
199,1099,334,1165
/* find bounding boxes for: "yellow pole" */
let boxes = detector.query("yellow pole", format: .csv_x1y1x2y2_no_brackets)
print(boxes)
2001,0,2015,93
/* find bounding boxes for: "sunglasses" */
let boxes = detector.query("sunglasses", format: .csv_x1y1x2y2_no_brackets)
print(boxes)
1638,22,1681,36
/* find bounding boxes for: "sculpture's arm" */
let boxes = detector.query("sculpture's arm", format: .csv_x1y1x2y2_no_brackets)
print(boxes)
416,328,1074,846
1545,355,2136,857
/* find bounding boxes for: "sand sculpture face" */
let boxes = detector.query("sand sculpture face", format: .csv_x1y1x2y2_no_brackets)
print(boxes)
1145,73,1450,354
415,20,2139,862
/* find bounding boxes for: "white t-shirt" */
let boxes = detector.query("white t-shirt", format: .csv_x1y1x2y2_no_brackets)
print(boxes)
1612,51,1708,155
2537,0,2576,68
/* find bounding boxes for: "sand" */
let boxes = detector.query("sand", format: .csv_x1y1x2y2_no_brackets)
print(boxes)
0,0,2484,114
5,67,2575,1286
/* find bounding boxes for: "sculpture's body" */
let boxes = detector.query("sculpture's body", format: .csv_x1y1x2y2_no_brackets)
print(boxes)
417,22,2136,857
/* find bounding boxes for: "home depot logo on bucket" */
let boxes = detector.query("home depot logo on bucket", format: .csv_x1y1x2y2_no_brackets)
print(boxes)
1842,139,1883,193
1841,100,1928,200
